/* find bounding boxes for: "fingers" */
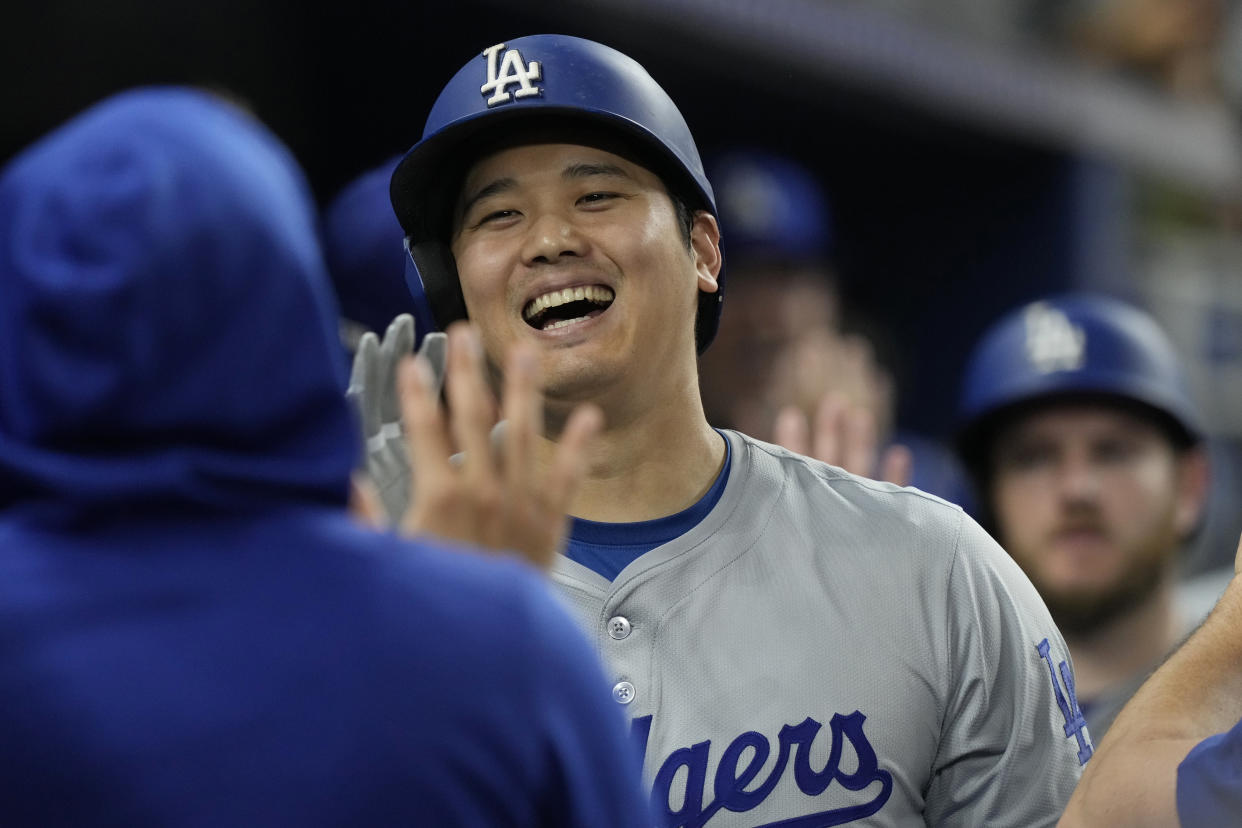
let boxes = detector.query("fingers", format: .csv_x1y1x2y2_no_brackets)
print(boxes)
397,354,453,532
879,444,914,488
348,472,388,529
346,331,372,401
392,322,602,569
776,392,908,484
444,323,499,485
349,332,382,439
840,404,877,478
811,394,846,468
398,356,451,461
546,404,603,514
416,332,448,395
537,404,604,566
773,405,809,456
379,314,415,423
502,343,540,496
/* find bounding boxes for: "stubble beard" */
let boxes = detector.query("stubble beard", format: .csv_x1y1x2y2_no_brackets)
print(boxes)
1013,518,1180,637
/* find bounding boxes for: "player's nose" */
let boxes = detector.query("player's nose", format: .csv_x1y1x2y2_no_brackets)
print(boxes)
520,211,588,265
1056,452,1102,504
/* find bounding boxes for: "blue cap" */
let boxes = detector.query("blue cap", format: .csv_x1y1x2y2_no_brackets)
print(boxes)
957,293,1204,453
709,150,832,261
323,156,437,345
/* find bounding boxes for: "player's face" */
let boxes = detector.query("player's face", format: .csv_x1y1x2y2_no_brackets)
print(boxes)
450,142,720,407
989,404,1203,634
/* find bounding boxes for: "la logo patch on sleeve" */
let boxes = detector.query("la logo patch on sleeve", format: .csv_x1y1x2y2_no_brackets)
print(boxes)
1036,638,1093,766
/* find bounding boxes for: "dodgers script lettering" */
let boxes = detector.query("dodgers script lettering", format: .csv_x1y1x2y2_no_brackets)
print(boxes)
634,711,893,828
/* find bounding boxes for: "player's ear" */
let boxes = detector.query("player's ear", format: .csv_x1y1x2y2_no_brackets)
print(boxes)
1173,444,1210,538
691,211,722,294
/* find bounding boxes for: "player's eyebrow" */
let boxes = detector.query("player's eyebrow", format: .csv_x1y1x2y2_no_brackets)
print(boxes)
459,177,516,218
563,162,632,182
458,162,634,225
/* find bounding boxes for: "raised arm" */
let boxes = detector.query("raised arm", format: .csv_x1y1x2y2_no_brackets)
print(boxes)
1059,532,1242,827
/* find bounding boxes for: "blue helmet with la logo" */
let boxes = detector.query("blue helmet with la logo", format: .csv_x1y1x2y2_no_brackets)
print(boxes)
389,34,722,352
708,149,834,263
955,292,1204,475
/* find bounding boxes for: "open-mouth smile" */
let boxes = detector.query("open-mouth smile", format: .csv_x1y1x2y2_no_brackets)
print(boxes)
522,285,615,331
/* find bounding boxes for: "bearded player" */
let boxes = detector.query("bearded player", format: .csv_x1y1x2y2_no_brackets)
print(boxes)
388,34,1086,826
955,294,1211,742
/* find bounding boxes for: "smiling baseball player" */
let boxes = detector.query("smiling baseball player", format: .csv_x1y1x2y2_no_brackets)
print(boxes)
387,34,1088,826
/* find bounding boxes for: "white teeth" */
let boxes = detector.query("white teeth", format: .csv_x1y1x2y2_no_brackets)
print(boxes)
523,285,615,321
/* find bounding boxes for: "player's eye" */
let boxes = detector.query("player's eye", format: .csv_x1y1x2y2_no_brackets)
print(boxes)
998,442,1057,473
472,208,520,227
578,191,620,206
1092,438,1140,465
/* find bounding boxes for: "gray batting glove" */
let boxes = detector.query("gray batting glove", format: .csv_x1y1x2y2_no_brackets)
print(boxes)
347,313,447,526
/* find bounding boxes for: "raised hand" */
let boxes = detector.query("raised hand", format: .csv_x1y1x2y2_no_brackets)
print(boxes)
398,322,602,570
346,314,447,526
773,392,912,485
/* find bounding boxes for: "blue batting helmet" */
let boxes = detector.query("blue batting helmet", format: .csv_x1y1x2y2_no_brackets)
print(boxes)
708,150,833,262
389,34,722,352
323,156,437,346
955,293,1204,468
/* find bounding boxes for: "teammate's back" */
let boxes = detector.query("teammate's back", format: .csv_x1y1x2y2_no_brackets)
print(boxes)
0,86,648,827
0,511,643,827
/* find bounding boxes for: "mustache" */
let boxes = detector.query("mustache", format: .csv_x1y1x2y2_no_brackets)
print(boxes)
1047,519,1110,540
1047,499,1110,536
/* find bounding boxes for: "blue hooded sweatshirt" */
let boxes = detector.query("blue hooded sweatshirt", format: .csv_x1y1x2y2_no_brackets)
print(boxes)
0,88,649,827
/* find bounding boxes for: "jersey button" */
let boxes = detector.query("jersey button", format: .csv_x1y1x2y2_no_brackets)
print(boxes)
612,681,636,705
607,616,632,640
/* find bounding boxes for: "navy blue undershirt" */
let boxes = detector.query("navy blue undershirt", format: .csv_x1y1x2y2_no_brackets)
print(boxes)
565,431,731,581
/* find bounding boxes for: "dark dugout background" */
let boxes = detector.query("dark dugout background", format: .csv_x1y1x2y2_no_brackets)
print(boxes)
0,0,1091,435
5,0,1241,573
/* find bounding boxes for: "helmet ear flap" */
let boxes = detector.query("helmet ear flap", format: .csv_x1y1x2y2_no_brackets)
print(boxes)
406,238,468,331
696,289,724,356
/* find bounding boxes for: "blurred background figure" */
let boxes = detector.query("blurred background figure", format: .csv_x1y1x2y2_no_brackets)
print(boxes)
698,149,852,439
1056,0,1228,101
325,156,448,526
8,0,1242,557
0,87,648,827
322,154,438,354
955,293,1217,742
850,0,1238,107
698,149,970,501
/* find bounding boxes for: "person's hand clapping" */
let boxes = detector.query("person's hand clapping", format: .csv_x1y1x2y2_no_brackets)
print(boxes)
398,322,602,570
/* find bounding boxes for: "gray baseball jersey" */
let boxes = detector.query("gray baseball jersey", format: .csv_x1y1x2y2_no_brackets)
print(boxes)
550,430,1089,827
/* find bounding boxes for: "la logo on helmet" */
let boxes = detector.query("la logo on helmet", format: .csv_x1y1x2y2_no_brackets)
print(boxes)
1024,302,1086,374
480,43,543,107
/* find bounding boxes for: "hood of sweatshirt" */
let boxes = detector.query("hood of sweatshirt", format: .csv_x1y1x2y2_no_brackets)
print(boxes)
0,87,357,517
